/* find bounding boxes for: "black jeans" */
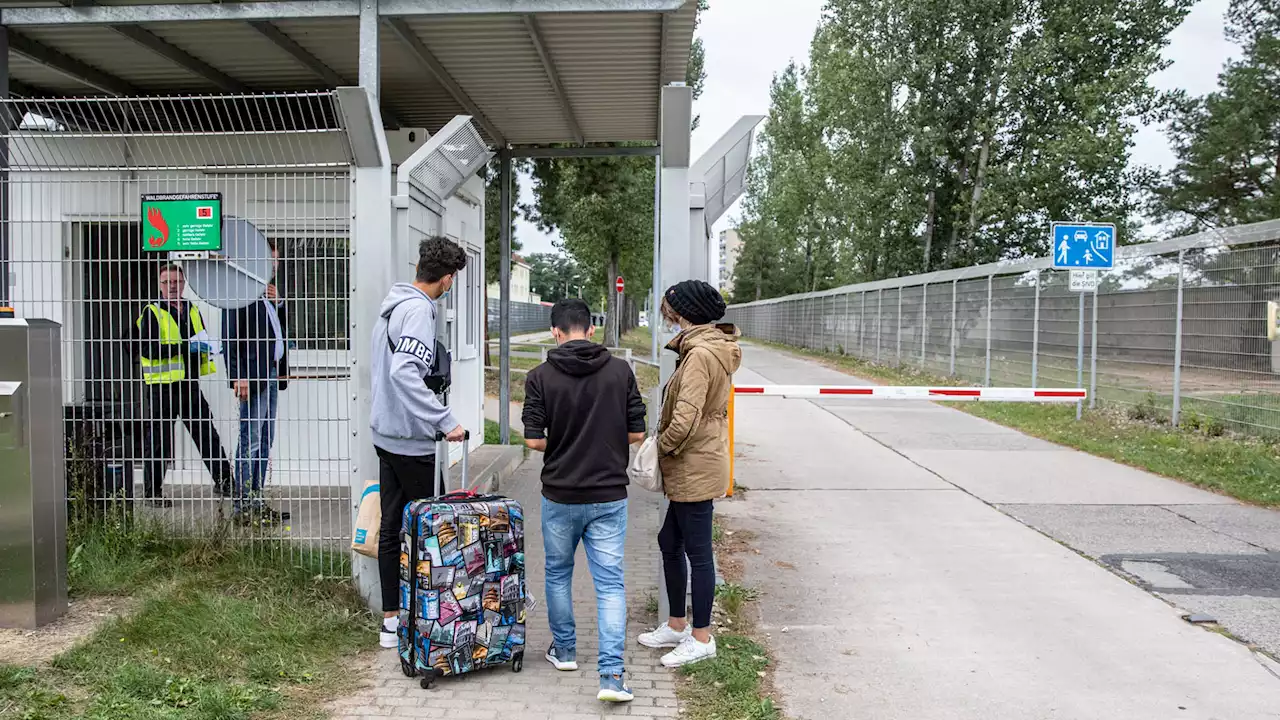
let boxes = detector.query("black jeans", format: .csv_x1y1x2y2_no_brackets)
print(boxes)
142,380,233,498
376,447,439,613
658,499,715,629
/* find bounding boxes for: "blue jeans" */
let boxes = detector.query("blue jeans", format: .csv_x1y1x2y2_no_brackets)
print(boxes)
541,497,628,677
234,376,279,513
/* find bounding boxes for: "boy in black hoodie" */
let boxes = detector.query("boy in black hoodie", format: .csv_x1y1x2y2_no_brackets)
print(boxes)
522,298,646,704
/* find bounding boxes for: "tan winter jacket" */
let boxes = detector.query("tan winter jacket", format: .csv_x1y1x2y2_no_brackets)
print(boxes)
658,323,742,503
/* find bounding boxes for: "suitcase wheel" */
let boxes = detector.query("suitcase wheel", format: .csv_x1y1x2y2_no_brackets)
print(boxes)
511,652,524,673
400,659,415,678
419,669,438,690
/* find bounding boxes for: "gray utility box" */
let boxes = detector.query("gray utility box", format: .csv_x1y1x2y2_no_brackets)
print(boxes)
0,318,66,629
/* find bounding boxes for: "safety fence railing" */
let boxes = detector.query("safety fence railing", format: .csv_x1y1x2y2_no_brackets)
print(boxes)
487,298,550,338
4,92,356,575
725,219,1280,440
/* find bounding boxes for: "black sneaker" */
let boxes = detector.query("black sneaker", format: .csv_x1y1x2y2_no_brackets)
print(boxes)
213,481,232,498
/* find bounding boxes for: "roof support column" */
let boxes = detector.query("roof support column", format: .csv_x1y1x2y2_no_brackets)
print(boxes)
656,82,692,625
650,153,660,363
351,0,392,612
498,148,513,445
0,26,10,307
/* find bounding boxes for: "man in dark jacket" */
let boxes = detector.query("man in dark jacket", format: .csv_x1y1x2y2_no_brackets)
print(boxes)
522,298,646,704
222,238,290,525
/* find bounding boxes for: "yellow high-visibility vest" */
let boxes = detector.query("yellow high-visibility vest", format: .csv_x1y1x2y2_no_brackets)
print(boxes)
136,303,216,384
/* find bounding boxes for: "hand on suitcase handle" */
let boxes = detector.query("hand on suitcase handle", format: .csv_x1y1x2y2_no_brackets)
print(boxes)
435,429,471,442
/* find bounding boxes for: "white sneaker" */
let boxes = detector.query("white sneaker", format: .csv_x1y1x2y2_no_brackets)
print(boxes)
379,617,399,649
637,622,692,649
661,635,716,668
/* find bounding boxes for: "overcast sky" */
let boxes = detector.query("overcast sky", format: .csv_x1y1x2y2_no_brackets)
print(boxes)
515,0,1239,258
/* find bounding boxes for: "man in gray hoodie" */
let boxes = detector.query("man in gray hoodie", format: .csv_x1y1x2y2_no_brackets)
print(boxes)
371,236,468,648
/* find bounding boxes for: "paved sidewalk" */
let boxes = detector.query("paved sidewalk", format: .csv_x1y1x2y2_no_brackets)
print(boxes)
722,342,1280,720
330,455,679,719
484,397,525,433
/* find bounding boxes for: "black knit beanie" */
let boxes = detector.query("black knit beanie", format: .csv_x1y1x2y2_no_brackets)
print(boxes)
665,279,726,326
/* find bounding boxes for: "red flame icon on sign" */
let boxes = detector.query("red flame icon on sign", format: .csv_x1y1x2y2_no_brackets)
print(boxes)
146,207,169,248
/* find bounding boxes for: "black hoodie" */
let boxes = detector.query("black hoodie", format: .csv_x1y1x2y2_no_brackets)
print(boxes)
522,340,647,504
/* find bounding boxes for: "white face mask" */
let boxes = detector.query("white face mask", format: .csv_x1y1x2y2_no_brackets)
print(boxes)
666,321,682,335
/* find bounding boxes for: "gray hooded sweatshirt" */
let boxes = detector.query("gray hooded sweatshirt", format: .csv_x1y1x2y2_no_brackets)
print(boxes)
369,283,458,456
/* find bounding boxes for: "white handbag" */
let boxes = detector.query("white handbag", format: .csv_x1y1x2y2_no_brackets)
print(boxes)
627,436,663,493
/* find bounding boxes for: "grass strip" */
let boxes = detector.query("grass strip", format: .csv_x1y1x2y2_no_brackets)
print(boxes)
2,521,369,720
676,521,781,720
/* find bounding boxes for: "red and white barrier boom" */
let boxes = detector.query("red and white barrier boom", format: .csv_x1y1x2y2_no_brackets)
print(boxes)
733,385,1086,402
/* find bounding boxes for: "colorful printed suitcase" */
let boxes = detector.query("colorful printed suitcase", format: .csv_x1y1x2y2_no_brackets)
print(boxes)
397,434,526,688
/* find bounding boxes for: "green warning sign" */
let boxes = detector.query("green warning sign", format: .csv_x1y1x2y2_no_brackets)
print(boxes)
140,192,223,252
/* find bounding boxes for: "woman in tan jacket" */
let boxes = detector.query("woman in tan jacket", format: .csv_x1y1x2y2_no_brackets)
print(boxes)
636,280,741,668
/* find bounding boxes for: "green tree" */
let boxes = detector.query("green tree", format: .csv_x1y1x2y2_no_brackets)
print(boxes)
733,0,1192,301
1150,0,1280,360
1155,0,1280,231
527,252,587,304
524,1,710,342
482,158,524,285
525,155,656,343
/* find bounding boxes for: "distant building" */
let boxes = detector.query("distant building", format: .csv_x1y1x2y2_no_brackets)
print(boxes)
718,228,742,294
487,253,541,304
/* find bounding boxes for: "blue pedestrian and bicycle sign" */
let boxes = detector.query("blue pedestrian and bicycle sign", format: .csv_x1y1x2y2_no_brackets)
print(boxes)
1051,222,1116,270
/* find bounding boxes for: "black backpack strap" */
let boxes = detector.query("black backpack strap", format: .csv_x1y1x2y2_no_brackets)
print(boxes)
389,326,448,391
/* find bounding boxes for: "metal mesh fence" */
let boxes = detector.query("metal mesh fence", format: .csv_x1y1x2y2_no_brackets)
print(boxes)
487,298,551,338
726,220,1280,440
4,93,355,574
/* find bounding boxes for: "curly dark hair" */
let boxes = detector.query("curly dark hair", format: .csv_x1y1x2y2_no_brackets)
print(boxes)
416,236,468,283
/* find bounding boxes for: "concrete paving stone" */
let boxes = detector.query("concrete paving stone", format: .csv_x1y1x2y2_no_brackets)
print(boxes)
327,455,680,720
902,448,1238,505
1165,595,1280,659
1167,505,1280,551
821,404,1020,436
997,504,1263,556
727,341,1280,720
733,393,954,491
738,347,876,386
863,429,1062,451
1121,561,1195,589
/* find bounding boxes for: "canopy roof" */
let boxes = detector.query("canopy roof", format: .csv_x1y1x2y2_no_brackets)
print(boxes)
0,0,699,145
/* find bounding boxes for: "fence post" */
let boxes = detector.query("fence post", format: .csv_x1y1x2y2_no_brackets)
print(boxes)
860,291,867,358
920,283,928,369
984,274,993,387
876,289,883,363
896,287,903,364
1172,249,1186,426
1076,290,1084,421
843,293,851,354
811,298,819,350
949,279,958,376
1090,283,1099,409
1031,270,1041,388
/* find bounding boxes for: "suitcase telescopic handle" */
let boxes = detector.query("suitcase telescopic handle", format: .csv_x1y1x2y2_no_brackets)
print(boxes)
434,431,472,441
433,430,471,495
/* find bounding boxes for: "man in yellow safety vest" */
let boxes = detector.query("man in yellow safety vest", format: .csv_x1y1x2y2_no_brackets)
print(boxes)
136,263,234,507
